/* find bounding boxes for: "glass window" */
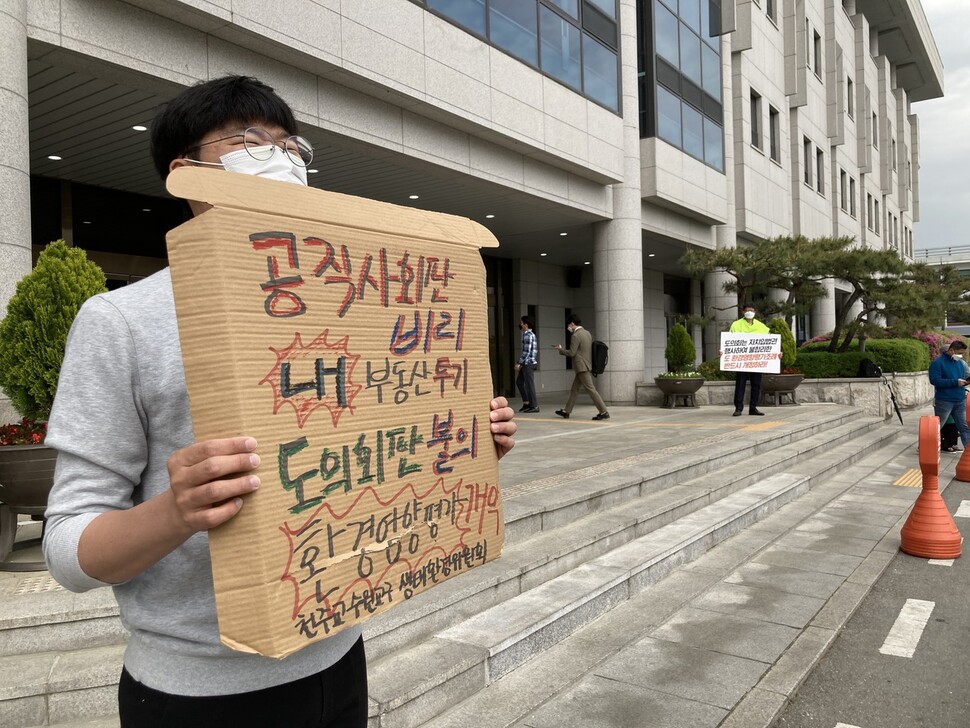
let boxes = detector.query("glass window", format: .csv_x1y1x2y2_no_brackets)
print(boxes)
679,24,702,86
582,33,618,110
428,0,486,36
545,0,578,18
658,86,682,146
682,103,704,159
586,0,617,20
655,2,680,65
803,137,812,186
701,43,720,100
750,91,761,148
703,117,723,170
769,106,780,161
490,0,538,64
847,77,854,117
539,5,581,90
816,148,824,194
659,0,678,11
679,0,700,32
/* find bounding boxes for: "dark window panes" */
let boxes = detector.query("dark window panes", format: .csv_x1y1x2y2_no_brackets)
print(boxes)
681,77,703,111
540,5,582,90
658,86,682,146
701,43,720,100
701,92,721,119
680,0,701,32
704,117,723,170
490,0,538,64
428,0,486,36
586,0,617,20
680,24,702,86
582,33,618,110
655,1,679,65
682,103,704,158
546,0,579,18
582,4,617,47
657,58,680,93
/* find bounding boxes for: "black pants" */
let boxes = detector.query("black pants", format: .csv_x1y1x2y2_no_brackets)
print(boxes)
516,363,538,406
733,372,763,410
119,636,368,728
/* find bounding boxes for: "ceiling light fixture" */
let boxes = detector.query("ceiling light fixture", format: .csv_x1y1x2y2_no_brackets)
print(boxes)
584,261,591,265
559,232,568,237
485,214,495,219
142,208,151,212
540,252,548,257
47,155,62,161
409,194,420,200
132,125,148,132
307,168,318,173
82,221,92,225
648,253,656,257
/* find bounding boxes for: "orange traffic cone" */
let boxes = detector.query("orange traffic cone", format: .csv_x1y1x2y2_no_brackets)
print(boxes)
956,392,970,482
900,415,962,559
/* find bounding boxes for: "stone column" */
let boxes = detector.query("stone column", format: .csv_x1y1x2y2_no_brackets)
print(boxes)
0,0,30,425
593,0,644,404
811,279,837,336
705,29,738,355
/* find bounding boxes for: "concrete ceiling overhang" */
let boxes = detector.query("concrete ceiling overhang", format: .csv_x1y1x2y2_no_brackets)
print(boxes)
855,0,944,102
25,45,609,268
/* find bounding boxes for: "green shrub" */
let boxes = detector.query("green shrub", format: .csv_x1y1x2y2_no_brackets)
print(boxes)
698,359,735,381
796,352,872,378
796,338,929,378
0,241,107,422
798,338,929,373
768,318,797,371
664,323,696,372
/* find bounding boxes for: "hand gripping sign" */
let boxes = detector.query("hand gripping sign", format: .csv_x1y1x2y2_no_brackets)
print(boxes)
719,332,782,374
166,167,503,658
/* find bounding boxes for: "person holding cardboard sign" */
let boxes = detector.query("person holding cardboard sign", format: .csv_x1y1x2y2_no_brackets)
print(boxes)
42,76,516,728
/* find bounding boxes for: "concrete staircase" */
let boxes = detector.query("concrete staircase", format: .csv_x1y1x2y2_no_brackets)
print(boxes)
0,407,898,727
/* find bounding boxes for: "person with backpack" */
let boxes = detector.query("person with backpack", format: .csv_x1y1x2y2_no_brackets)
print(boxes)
552,314,610,421
928,339,970,452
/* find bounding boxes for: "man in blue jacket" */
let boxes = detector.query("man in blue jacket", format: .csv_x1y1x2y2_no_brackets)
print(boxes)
928,339,970,451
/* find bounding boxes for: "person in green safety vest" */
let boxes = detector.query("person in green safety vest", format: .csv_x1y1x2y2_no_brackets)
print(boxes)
729,303,770,417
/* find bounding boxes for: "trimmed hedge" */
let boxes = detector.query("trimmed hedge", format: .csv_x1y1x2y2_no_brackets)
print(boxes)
796,338,930,377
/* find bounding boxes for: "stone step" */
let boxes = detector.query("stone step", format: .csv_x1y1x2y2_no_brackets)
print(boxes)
420,431,917,728
0,643,124,727
362,422,898,727
362,416,890,663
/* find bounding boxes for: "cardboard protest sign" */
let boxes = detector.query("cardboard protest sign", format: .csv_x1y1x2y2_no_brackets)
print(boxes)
720,332,782,374
165,167,503,659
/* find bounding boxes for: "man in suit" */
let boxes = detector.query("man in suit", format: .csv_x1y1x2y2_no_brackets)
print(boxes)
553,314,610,421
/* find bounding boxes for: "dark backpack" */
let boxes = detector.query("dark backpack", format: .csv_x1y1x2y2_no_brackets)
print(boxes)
591,340,609,377
856,358,882,378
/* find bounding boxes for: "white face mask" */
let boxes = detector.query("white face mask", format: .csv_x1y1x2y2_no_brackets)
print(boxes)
954,353,964,360
743,311,755,320
218,145,308,186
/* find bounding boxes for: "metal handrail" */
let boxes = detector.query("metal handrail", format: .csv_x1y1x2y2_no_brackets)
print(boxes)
915,246,970,261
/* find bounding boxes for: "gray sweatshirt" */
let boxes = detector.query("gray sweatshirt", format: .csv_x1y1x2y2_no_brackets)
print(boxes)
43,269,361,696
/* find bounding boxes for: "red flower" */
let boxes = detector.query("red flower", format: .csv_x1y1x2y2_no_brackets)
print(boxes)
0,418,47,446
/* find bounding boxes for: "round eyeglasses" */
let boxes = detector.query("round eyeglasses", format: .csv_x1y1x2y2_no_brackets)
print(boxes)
183,127,313,167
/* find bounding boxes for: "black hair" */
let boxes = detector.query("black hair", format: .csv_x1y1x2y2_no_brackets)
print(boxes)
521,315,534,329
150,75,299,180
742,303,757,311
568,314,582,325
949,340,968,350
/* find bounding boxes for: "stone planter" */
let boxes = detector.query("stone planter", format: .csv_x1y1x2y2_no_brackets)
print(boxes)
760,373,804,406
0,444,56,571
654,376,705,408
